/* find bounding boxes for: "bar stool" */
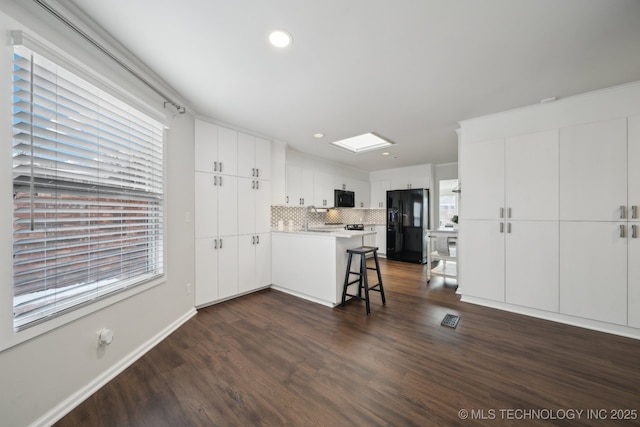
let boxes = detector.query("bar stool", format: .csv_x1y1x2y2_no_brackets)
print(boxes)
341,246,386,315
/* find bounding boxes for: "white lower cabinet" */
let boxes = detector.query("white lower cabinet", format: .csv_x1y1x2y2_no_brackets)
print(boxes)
195,236,239,305
375,225,386,256
217,236,239,300
239,233,271,294
560,222,628,325
505,221,559,312
629,221,640,328
459,220,505,301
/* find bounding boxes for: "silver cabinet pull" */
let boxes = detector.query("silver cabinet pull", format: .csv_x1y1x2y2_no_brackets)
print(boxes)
620,224,626,238
507,207,512,218
632,206,638,219
633,225,638,239
214,239,218,249
252,168,256,177
256,235,260,244
507,222,512,233
620,205,627,219
499,222,504,233
219,162,223,173
214,175,218,186
500,207,504,218
252,235,256,244
252,180,256,189
286,196,289,204
219,238,223,249
214,161,218,172
219,176,223,186
256,168,260,178
256,181,260,190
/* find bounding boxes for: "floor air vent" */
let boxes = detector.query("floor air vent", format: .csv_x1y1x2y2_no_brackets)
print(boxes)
441,314,460,328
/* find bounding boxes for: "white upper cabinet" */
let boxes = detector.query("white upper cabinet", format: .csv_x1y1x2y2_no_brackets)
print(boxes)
505,130,559,221
460,138,504,220
216,126,238,176
628,115,640,328
194,120,218,173
559,118,627,221
370,180,390,208
238,132,271,180
313,170,334,208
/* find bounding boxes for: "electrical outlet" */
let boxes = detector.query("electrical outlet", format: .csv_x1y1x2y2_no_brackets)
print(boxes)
186,283,192,295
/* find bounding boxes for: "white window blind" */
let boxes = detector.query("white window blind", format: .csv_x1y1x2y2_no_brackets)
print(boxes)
12,45,165,330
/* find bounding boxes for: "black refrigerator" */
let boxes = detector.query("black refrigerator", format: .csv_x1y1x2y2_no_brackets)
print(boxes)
386,189,429,263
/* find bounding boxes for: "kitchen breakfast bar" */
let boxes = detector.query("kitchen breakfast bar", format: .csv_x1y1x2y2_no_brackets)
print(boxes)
271,229,377,307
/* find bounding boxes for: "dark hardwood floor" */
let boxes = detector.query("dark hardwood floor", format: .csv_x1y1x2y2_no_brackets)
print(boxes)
56,259,640,426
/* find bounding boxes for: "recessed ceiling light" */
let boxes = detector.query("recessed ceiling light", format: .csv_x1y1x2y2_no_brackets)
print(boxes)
269,29,293,48
314,133,325,139
330,132,394,154
382,152,390,156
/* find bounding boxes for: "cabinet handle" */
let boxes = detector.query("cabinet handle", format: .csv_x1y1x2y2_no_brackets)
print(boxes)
256,181,260,190
214,175,218,186
632,225,638,239
620,205,627,219
219,238,223,249
286,196,289,204
256,168,260,178
219,162,223,173
632,206,638,219
499,222,504,233
500,207,504,218
214,239,218,249
620,224,626,238
252,235,256,245
252,180,255,189
507,207,512,218
214,161,218,172
219,176,223,186
252,168,256,177
507,222,511,233
256,235,260,244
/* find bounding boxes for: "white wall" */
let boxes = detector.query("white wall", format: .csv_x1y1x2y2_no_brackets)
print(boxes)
0,3,196,426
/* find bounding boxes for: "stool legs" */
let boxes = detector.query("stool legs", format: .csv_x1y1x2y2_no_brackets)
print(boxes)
341,247,385,315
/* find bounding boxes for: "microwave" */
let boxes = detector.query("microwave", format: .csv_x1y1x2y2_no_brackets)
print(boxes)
334,190,355,208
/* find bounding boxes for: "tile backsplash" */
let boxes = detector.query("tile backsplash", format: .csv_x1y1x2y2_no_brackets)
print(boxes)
271,206,386,230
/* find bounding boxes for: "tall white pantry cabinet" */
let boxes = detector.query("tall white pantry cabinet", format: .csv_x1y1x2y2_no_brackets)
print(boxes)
194,119,272,306
458,81,640,337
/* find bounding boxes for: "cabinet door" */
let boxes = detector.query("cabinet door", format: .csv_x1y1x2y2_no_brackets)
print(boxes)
461,138,505,220
255,137,271,181
217,126,238,176
505,221,559,311
237,132,255,179
217,175,238,237
255,180,271,234
313,170,334,207
559,118,627,221
371,180,390,208
238,177,256,235
505,130,559,220
195,238,217,306
629,115,640,217
353,179,370,208
217,236,239,299
194,120,218,173
194,172,218,238
458,219,505,301
560,221,627,325
255,233,272,289
238,235,256,294
286,163,301,206
629,221,640,328
375,225,387,255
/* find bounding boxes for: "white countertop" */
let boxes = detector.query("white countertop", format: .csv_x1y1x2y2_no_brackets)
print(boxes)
272,229,377,238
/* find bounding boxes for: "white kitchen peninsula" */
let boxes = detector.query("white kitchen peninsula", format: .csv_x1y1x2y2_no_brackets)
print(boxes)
271,229,376,306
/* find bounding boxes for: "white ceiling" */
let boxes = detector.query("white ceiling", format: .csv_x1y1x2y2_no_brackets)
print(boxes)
68,0,640,172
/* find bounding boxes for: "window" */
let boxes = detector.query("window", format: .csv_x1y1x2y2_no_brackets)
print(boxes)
12,45,165,330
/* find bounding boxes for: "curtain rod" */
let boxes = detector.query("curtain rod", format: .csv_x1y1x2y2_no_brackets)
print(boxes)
32,0,186,114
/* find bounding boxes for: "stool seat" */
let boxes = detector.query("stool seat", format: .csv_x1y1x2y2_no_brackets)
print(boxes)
341,246,386,315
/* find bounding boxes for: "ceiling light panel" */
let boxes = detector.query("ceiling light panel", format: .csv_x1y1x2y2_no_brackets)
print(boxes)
330,133,394,153
269,29,293,47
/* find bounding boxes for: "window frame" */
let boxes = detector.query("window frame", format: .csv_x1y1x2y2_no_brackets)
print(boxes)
1,30,169,351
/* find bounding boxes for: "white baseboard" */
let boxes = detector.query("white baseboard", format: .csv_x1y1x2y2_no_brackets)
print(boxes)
460,295,640,340
34,308,197,427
